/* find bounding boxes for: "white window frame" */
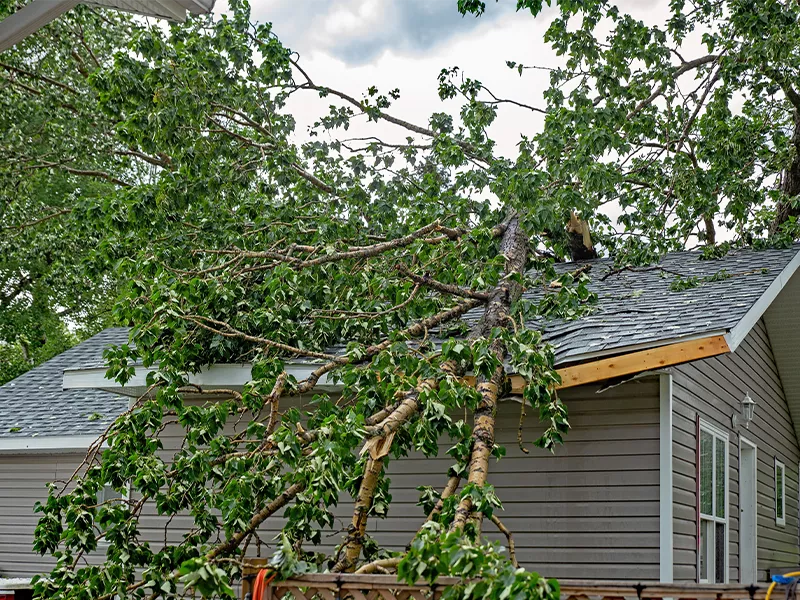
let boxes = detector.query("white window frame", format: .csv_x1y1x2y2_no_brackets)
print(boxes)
698,420,729,584
775,458,786,527
96,482,131,545
98,482,130,505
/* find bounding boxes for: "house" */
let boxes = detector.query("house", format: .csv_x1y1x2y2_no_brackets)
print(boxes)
3,245,800,587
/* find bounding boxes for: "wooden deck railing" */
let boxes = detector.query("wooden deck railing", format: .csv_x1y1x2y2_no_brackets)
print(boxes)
241,573,771,600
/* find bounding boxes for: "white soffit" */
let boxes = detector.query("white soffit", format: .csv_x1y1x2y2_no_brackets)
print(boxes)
0,0,215,53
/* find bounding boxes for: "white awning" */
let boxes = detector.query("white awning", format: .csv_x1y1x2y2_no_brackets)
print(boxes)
0,0,215,53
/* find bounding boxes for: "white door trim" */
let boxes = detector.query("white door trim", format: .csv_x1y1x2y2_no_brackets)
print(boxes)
739,437,758,584
660,373,674,583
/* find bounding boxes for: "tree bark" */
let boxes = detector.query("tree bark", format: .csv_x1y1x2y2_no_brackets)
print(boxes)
773,110,800,231
451,216,528,532
426,473,461,522
333,378,437,572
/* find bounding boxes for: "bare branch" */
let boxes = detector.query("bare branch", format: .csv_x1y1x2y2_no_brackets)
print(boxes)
311,283,421,320
395,263,490,301
198,220,447,269
627,54,719,120
489,514,518,568
182,314,338,361
1,209,71,232
23,161,131,187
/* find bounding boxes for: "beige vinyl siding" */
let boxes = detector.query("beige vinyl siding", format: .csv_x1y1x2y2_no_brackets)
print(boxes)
0,379,660,581
672,320,800,583
0,452,84,578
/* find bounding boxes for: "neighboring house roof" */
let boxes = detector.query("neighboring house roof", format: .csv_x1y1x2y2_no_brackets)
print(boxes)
6,245,800,447
0,0,215,53
0,328,130,441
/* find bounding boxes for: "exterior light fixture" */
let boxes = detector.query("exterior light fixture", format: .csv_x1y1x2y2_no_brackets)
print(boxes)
732,392,756,429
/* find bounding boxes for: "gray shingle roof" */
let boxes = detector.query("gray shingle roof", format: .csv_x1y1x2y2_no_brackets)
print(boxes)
4,245,800,440
0,328,130,439
291,244,800,366
519,244,800,365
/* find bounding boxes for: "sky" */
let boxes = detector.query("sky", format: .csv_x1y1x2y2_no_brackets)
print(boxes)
213,0,671,158
209,0,726,244
230,0,668,157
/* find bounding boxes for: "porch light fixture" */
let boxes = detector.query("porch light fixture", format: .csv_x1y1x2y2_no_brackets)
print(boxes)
732,392,756,429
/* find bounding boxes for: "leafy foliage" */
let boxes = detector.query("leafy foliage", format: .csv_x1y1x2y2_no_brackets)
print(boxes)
1,0,800,598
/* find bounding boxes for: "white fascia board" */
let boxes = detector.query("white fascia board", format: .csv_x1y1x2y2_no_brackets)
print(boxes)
0,0,79,53
659,373,674,583
63,362,340,393
0,434,97,454
725,249,800,352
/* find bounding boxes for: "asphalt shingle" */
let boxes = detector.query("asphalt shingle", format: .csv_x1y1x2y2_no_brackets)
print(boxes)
0,328,130,439
520,244,800,364
3,245,799,439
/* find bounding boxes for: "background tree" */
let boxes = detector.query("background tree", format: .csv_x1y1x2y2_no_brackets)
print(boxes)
2,0,798,599
0,1,145,383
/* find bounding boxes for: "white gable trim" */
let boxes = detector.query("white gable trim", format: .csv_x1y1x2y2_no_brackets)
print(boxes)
725,249,800,352
0,434,97,454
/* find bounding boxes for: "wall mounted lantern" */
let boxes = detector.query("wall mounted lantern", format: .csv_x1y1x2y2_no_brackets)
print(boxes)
732,392,756,429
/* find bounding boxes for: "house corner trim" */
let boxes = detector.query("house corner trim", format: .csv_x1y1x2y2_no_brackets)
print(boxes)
660,372,674,582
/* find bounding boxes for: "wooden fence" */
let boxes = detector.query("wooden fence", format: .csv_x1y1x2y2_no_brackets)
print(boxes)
241,573,772,600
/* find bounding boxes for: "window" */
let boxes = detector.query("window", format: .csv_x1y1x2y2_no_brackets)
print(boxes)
98,484,126,505
96,484,129,543
775,459,786,526
699,422,728,583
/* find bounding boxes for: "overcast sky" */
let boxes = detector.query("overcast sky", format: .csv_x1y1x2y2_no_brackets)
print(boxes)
210,0,672,158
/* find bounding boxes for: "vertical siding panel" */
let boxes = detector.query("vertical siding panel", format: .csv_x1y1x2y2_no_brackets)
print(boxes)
672,320,800,583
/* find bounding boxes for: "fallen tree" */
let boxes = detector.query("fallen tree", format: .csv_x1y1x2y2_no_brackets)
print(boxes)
5,0,800,598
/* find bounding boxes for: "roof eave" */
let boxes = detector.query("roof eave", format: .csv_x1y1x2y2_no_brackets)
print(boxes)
725,248,800,352
0,434,98,454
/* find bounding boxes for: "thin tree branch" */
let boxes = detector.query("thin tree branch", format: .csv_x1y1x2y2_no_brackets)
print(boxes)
395,263,490,301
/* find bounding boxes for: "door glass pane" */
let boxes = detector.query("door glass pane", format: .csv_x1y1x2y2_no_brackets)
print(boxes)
715,522,725,583
700,430,713,515
777,464,784,519
700,519,709,581
715,437,726,518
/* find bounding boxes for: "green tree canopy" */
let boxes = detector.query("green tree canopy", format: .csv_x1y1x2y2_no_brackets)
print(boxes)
1,0,799,598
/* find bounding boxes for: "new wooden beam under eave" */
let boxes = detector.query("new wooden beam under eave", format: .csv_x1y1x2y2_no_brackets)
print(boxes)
549,334,730,391
462,335,730,394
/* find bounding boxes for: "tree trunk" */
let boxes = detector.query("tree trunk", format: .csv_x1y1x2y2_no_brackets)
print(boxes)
333,378,437,571
703,214,716,246
773,110,800,231
451,216,528,532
